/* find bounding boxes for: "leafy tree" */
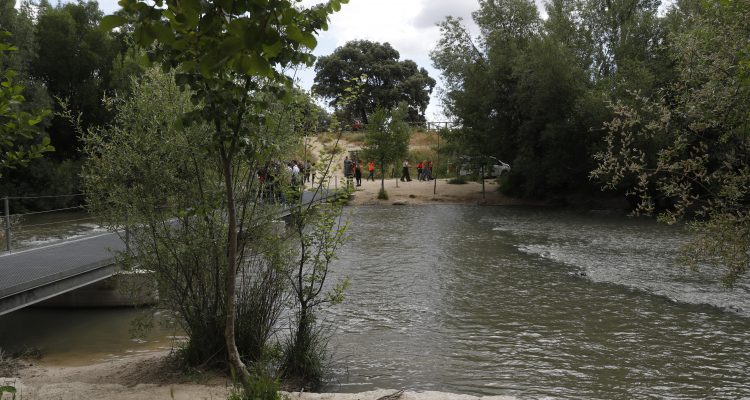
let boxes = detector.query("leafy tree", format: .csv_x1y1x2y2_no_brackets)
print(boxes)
33,0,117,159
103,0,346,386
431,0,666,199
313,40,436,124
591,0,750,286
283,200,348,387
361,103,411,198
0,31,52,178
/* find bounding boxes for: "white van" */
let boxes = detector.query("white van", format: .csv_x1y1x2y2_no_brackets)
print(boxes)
459,156,511,178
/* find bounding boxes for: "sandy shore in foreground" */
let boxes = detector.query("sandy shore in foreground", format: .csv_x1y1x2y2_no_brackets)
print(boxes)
3,351,516,400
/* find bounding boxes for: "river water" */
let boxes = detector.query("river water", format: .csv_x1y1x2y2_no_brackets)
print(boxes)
322,205,750,398
1,205,749,398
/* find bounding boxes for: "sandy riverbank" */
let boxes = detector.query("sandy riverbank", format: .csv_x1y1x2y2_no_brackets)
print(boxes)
2,351,516,400
316,175,534,207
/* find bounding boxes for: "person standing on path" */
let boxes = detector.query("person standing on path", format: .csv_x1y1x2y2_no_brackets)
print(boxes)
343,156,353,188
354,161,362,186
367,161,375,181
304,160,311,183
400,160,412,182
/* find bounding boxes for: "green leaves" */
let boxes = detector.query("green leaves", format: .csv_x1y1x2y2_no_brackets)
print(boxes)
1,34,53,177
100,14,126,31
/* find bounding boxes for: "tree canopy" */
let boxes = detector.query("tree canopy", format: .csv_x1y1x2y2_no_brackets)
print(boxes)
313,40,436,124
431,0,665,198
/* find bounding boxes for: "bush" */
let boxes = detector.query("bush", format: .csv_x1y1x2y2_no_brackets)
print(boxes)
448,177,467,184
377,188,389,199
228,371,281,400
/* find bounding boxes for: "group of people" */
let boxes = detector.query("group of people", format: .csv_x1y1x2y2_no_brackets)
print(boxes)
344,156,377,187
401,160,435,182
342,157,436,185
257,159,314,203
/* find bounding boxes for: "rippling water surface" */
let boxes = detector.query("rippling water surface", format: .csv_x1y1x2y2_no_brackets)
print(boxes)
322,205,750,399
1,205,748,398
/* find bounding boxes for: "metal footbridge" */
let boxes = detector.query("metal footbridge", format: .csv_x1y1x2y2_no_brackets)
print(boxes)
0,190,338,316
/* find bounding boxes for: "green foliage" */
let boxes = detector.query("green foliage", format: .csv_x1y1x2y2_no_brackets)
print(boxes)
377,188,389,199
591,0,750,286
227,372,281,400
361,103,411,193
448,177,468,185
104,0,346,385
82,69,299,371
32,1,117,159
283,201,349,388
431,0,665,199
313,40,436,124
0,385,16,399
0,31,53,178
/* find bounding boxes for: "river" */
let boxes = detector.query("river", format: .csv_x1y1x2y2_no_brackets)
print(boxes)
1,205,749,398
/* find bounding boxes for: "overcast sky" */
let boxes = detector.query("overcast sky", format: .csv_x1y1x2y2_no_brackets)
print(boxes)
30,0,552,120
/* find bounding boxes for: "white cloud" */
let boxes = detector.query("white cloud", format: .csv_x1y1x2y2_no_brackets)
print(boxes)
413,0,477,29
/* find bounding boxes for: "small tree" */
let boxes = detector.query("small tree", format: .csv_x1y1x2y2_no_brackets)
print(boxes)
102,0,347,385
361,103,411,198
283,200,348,388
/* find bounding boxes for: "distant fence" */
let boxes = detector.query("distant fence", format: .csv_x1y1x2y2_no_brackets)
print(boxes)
1,193,90,253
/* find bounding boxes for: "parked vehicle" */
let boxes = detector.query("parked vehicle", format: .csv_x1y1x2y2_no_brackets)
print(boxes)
458,156,511,178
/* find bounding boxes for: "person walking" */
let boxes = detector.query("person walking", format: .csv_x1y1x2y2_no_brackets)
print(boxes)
417,161,424,181
400,160,411,182
367,161,375,181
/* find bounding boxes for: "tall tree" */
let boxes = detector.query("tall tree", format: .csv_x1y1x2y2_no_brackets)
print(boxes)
104,0,345,386
591,0,750,286
33,0,116,159
313,40,435,124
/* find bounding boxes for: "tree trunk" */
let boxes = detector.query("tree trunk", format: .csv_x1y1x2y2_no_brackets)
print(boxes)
380,163,385,193
220,147,251,385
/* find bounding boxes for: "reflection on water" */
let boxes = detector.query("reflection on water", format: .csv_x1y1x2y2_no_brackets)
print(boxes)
6,211,104,251
0,308,180,366
1,205,749,398
323,205,750,399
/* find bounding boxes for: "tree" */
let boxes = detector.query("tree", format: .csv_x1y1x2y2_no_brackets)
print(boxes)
361,103,411,198
312,40,435,124
0,31,52,178
591,0,750,286
103,0,346,386
283,200,348,387
33,0,117,159
431,0,665,199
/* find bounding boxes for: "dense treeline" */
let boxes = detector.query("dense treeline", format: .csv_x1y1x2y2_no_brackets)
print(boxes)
432,0,749,284
0,0,142,209
430,0,701,201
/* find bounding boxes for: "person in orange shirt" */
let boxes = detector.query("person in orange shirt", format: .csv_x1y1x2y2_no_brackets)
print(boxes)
367,161,376,181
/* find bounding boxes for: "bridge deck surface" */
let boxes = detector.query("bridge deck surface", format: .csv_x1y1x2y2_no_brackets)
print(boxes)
0,189,337,313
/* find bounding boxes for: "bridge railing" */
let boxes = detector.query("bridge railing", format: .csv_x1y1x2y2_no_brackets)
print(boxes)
1,193,90,253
